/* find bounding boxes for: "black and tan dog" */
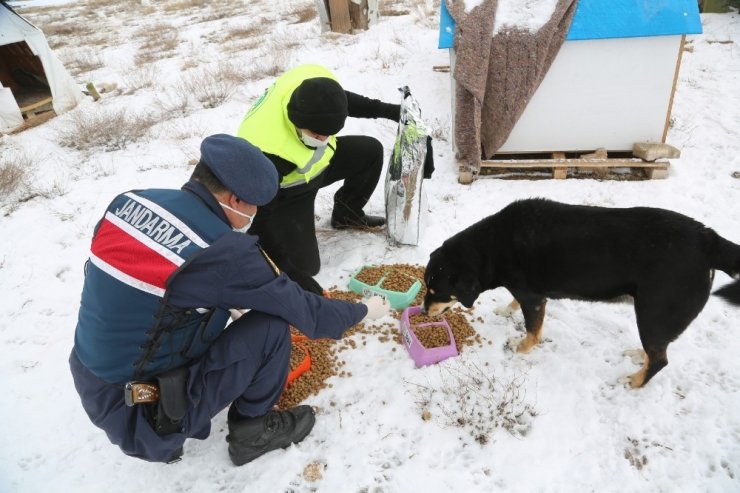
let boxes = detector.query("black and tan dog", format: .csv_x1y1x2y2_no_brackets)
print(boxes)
423,198,740,388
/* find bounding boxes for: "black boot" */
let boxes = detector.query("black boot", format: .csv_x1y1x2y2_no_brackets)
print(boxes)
226,405,316,466
331,212,386,230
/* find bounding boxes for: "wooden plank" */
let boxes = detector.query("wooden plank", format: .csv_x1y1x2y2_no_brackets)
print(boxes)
328,0,352,33
552,152,567,179
11,109,56,133
646,167,669,179
19,95,52,113
478,156,670,181
480,158,668,169
663,35,685,143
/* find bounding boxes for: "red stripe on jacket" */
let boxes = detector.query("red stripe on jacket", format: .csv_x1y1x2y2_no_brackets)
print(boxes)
91,219,178,290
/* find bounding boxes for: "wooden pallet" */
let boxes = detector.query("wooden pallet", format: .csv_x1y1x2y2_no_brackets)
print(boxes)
20,95,54,119
9,96,56,134
462,150,670,183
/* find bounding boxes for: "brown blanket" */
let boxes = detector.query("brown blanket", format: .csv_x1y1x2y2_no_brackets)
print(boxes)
446,0,579,174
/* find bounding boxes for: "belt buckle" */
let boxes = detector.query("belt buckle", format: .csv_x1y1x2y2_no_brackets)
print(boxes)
124,381,159,406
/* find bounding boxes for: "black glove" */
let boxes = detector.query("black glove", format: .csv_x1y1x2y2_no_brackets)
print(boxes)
289,268,324,295
423,136,435,179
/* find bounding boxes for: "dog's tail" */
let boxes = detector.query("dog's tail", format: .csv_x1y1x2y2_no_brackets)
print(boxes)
709,231,740,306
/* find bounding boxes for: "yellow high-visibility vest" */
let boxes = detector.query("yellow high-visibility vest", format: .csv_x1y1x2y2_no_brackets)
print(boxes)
237,65,339,188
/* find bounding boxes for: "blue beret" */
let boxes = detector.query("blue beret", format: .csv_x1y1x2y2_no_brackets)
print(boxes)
199,134,278,206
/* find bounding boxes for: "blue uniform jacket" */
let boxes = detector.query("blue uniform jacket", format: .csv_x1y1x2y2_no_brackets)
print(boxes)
70,180,367,462
168,180,367,334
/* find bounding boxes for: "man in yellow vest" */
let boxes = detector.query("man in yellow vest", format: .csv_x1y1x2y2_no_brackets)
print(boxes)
237,64,400,294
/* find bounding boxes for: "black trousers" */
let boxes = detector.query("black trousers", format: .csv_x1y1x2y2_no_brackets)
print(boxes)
251,135,384,276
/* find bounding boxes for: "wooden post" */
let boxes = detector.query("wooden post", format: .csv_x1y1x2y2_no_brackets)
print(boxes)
552,152,567,179
324,0,377,33
348,0,369,30
328,0,352,33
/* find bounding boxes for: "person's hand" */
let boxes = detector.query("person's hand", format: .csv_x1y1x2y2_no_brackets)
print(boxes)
361,295,391,321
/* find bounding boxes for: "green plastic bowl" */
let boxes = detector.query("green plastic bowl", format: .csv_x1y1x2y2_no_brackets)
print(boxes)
348,265,422,310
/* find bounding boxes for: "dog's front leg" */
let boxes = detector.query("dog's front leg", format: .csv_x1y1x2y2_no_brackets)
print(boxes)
513,298,547,353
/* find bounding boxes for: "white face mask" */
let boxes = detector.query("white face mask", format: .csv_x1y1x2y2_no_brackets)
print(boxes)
219,202,255,233
300,131,328,148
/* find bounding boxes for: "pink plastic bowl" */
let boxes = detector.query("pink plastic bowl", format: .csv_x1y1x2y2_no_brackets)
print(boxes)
399,306,458,367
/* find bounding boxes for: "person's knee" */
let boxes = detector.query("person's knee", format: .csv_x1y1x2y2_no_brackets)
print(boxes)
230,311,290,353
365,137,384,164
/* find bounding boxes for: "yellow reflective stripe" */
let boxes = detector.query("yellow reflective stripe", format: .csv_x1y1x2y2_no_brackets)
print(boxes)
237,65,340,186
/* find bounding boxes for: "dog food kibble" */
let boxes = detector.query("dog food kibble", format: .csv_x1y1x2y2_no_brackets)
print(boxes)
277,266,482,408
289,345,306,371
390,263,428,305
325,289,362,303
412,324,450,348
278,333,337,409
354,266,385,285
409,312,444,325
409,306,479,353
380,270,417,292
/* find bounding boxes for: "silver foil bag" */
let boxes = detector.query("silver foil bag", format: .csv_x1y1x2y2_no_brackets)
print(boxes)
385,86,429,246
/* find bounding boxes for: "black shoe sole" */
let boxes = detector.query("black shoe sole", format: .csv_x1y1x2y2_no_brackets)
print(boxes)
331,222,386,231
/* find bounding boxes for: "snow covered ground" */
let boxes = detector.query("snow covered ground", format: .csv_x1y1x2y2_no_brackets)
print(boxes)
1,1,739,492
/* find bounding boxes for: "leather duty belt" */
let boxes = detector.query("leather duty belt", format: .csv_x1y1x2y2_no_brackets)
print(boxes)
124,381,160,406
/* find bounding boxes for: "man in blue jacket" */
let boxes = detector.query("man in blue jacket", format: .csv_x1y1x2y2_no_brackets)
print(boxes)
69,134,390,466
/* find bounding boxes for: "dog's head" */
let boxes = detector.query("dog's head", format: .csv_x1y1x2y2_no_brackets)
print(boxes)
423,245,482,316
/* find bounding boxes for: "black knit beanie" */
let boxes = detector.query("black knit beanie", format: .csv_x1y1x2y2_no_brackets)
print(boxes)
287,77,348,136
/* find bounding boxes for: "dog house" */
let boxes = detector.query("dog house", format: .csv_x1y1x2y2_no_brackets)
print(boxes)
0,1,82,132
440,0,702,178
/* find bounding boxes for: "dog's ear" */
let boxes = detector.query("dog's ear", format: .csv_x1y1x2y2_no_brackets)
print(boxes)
453,269,481,308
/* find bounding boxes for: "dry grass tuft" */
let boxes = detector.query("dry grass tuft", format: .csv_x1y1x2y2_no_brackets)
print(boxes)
410,0,438,27
57,108,157,152
380,2,411,16
86,0,126,7
0,148,38,209
200,6,234,22
161,0,204,12
242,48,290,81
39,21,89,36
134,23,180,65
223,23,263,42
121,65,158,94
0,154,30,197
292,4,317,23
60,51,105,76
406,359,536,444
180,62,247,109
154,91,193,120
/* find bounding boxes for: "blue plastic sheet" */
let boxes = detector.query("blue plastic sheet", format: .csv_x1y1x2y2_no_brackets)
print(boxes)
438,0,702,48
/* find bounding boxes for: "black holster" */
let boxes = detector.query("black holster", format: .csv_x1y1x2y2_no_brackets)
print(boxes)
149,366,189,436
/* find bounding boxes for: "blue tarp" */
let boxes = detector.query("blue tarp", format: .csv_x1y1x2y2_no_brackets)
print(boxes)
439,0,702,48
439,2,455,49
